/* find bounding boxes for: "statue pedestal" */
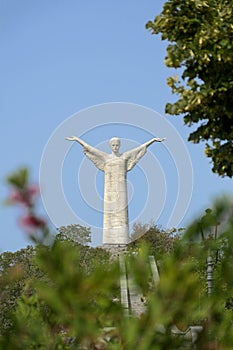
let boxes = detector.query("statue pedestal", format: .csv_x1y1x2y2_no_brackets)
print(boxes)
102,244,128,259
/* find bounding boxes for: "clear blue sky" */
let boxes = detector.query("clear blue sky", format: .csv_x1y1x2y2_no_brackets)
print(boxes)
1,0,232,252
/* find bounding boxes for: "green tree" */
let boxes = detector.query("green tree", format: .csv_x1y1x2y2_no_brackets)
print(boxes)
129,224,181,260
130,221,154,241
146,0,233,177
57,224,91,246
0,246,42,334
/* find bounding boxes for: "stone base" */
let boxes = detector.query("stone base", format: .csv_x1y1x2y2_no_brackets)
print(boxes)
103,244,128,259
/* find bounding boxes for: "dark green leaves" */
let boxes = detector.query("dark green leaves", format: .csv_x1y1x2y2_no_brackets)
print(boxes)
147,0,233,176
6,167,29,189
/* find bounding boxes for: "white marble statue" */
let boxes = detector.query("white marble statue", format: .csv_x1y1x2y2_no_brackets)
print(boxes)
65,136,165,245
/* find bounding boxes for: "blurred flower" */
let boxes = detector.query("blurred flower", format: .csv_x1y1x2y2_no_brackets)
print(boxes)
19,214,46,233
5,167,49,242
8,190,25,204
27,184,40,197
8,185,40,208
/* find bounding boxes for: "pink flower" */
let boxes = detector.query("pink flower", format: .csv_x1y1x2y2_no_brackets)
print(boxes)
26,184,40,197
8,185,40,208
9,190,24,204
19,214,46,232
9,190,31,207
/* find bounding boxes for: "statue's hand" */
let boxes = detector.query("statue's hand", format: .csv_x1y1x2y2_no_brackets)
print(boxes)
65,136,77,141
154,137,166,142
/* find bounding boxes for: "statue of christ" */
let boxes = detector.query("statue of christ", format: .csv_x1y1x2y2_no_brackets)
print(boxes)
66,136,165,245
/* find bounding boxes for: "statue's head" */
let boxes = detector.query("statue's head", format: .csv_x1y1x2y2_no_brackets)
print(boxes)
109,137,121,154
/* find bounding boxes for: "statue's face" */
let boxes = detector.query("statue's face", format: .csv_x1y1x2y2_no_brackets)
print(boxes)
110,139,120,154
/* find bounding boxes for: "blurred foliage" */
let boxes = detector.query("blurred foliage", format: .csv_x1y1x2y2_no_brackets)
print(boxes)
146,0,233,177
1,197,233,349
3,168,233,348
6,167,29,190
0,243,109,337
0,241,120,350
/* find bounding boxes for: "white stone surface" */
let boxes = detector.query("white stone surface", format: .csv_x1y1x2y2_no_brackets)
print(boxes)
66,136,165,245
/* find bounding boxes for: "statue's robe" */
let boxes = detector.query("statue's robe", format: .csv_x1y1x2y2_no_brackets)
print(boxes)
82,142,147,245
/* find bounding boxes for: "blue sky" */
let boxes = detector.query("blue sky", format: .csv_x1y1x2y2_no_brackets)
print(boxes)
1,0,232,252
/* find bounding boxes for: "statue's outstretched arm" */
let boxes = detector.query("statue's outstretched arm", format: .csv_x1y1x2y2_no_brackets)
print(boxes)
142,137,166,149
65,136,107,171
124,137,165,171
65,136,91,149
